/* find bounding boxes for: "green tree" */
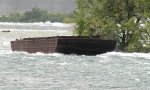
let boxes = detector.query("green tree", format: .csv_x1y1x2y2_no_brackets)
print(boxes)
0,15,8,22
0,13,22,22
7,13,21,22
75,0,150,52
0,8,75,23
63,13,75,23
64,17,75,23
48,13,65,22
20,8,49,22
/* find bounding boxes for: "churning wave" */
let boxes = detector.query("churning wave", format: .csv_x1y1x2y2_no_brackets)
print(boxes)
0,22,149,58
97,52,150,60
0,48,149,58
0,21,75,31
1,22,150,90
0,21,74,27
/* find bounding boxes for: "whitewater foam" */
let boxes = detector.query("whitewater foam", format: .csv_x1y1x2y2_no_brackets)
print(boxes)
0,22,150,90
98,52,150,59
0,50,13,55
13,51,63,57
0,22,74,27
1,41,10,46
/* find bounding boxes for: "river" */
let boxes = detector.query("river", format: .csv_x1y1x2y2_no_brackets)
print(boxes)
0,22,150,90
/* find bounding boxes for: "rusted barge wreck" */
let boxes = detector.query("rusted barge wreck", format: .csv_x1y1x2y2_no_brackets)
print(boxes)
11,36,116,55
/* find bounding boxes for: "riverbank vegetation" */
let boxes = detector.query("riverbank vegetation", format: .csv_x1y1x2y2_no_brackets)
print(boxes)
0,8,75,23
75,0,150,52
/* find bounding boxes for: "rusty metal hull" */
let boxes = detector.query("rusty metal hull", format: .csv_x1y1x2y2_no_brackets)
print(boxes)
11,36,116,55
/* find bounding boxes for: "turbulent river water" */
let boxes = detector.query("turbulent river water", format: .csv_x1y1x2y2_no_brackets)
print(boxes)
0,22,150,90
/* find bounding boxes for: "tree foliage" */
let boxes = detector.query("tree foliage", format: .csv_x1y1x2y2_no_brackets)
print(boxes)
75,0,150,52
20,8,49,22
0,8,75,23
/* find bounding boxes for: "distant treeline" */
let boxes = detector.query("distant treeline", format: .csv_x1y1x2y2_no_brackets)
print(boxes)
0,8,75,23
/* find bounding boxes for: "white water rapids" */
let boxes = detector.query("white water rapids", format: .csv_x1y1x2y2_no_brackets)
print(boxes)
0,22,150,90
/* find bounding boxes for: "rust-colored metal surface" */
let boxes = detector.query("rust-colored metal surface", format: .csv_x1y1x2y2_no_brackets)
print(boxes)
11,36,116,55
